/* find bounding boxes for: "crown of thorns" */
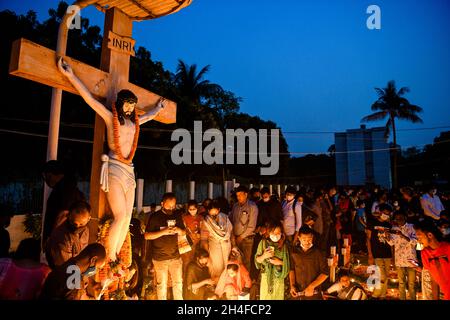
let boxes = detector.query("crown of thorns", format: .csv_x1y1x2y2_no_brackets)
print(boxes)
116,89,138,105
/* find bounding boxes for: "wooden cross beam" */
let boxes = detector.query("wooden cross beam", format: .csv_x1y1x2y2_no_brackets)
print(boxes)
9,7,176,225
9,39,176,123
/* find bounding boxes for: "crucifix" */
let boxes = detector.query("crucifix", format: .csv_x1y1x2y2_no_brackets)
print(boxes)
9,6,177,262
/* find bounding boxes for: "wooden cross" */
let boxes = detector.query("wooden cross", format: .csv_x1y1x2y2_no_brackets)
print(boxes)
9,7,176,226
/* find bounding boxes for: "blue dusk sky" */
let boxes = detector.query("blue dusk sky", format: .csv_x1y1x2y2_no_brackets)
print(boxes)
1,0,450,155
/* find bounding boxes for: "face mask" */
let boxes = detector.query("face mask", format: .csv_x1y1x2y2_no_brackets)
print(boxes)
298,201,303,206
380,213,390,221
82,265,97,278
300,242,313,251
441,228,450,236
163,209,173,215
270,234,281,242
68,222,86,234
432,190,437,195
198,260,208,268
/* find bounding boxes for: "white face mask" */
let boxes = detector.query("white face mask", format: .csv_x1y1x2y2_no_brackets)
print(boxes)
300,242,313,251
297,201,303,206
380,213,390,221
188,209,197,216
441,228,450,236
270,234,281,242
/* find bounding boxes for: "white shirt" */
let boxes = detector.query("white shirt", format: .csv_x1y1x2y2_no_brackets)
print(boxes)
327,283,365,300
420,193,445,220
282,200,302,236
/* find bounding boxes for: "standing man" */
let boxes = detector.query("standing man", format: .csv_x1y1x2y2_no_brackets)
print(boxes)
45,201,91,269
400,187,424,224
58,58,165,262
144,193,186,300
366,203,393,299
320,191,333,252
229,185,258,275
42,160,85,245
420,186,445,221
289,226,328,300
281,186,302,245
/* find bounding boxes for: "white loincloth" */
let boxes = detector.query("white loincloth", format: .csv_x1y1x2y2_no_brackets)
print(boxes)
100,154,136,193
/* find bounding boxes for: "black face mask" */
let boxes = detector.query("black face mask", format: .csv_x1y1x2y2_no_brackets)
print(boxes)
68,222,87,234
163,209,173,215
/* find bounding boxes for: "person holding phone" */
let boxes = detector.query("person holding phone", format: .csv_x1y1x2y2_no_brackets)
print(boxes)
385,211,418,300
255,221,290,300
289,226,328,300
144,192,186,300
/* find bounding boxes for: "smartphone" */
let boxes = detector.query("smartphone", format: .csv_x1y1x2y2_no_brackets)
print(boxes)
408,259,419,267
167,220,176,228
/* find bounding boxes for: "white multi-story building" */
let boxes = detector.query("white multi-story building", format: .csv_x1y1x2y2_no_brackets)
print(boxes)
335,125,392,189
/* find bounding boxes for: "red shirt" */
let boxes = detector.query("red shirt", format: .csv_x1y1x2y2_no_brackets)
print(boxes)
421,242,450,300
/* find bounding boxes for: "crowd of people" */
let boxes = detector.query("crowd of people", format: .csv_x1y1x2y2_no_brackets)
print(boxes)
0,162,449,300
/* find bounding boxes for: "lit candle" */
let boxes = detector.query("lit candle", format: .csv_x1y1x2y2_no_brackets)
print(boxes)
331,246,336,256
343,238,349,247
328,258,334,267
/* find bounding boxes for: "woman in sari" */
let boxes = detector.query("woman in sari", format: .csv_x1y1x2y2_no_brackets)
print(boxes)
201,199,234,280
255,221,290,300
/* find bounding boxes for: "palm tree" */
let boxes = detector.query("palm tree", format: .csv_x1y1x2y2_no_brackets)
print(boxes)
361,80,423,188
173,60,223,106
173,60,224,129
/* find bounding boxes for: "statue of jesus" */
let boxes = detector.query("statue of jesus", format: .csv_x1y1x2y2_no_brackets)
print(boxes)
58,57,164,262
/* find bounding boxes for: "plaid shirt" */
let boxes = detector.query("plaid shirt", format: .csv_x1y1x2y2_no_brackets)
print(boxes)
386,223,417,267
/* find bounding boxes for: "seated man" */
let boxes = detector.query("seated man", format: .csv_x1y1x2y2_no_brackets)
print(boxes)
184,248,215,300
325,271,367,300
45,201,91,269
40,243,106,300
